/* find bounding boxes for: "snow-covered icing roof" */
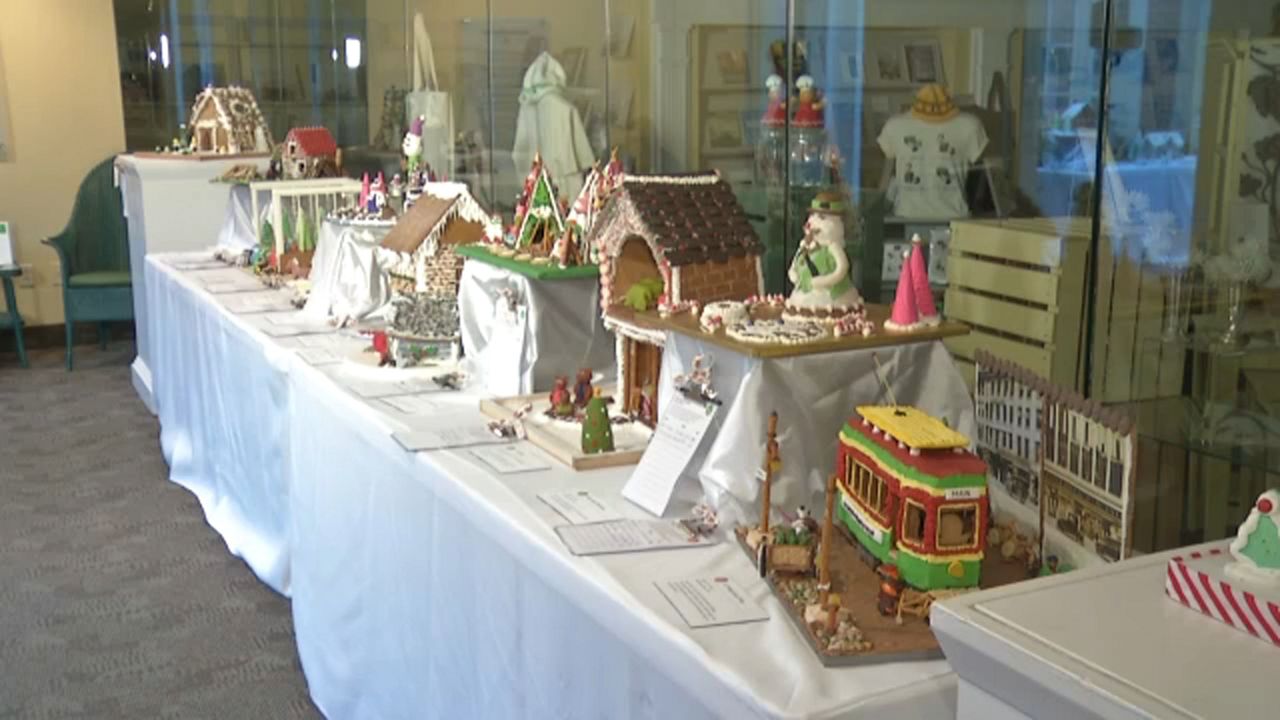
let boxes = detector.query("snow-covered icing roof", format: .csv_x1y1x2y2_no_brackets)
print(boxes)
189,85,272,151
381,182,490,260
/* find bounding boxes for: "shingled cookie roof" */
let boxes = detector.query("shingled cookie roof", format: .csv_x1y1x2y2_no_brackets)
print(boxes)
602,173,763,266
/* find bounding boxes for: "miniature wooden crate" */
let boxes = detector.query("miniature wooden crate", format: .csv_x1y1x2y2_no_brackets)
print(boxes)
944,218,1183,401
943,218,1090,392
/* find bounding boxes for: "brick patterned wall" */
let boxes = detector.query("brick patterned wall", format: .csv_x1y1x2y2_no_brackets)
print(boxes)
423,246,464,297
677,255,759,305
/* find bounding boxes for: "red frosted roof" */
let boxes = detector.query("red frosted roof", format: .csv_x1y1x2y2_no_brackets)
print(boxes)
286,127,337,156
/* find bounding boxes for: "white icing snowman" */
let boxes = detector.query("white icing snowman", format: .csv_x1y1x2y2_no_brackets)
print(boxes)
786,193,863,316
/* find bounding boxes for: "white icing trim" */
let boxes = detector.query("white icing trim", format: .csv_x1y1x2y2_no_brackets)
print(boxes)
671,266,682,305
604,317,667,346
620,173,720,186
1228,489,1280,580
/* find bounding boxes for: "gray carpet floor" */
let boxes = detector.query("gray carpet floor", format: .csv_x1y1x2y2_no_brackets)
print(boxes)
0,344,319,719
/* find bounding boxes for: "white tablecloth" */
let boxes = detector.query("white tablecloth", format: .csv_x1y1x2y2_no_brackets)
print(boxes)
459,260,616,396
116,154,265,414
146,256,295,594
149,255,964,719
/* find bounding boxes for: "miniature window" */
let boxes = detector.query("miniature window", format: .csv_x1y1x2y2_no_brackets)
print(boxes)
852,462,886,518
1094,450,1107,490
1069,442,1080,475
1108,460,1124,497
937,504,979,550
902,499,927,545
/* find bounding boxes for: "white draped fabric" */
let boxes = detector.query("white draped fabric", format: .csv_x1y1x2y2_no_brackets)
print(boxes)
659,331,978,526
459,260,616,396
300,220,394,326
147,255,966,719
147,256,294,594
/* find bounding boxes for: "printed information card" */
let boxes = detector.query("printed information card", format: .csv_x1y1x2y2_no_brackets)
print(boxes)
554,519,716,556
655,578,769,629
622,393,717,517
537,490,623,525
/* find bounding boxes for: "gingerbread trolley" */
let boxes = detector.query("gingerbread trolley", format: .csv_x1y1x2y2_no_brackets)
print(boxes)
589,172,764,426
837,406,989,591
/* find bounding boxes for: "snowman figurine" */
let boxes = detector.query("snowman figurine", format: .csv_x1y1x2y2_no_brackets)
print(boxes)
784,191,864,322
402,115,425,177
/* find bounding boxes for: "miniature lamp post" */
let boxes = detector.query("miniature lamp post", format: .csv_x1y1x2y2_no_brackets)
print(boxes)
819,472,836,606
759,412,781,534
825,593,841,635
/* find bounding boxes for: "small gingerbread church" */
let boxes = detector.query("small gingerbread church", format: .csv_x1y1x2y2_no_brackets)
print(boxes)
589,172,764,424
512,155,567,256
188,86,272,154
380,182,490,296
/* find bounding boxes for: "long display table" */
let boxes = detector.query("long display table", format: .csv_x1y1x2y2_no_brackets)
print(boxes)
146,254,967,719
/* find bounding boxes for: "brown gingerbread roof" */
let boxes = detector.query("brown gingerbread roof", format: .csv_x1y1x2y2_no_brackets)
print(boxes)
591,173,763,267
380,185,488,256
974,349,1134,436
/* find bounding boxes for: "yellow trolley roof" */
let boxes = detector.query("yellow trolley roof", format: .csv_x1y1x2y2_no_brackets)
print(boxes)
855,406,970,451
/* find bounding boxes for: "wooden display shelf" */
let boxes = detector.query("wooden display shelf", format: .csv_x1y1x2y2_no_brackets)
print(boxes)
456,245,601,281
130,151,271,161
607,304,969,359
479,388,651,470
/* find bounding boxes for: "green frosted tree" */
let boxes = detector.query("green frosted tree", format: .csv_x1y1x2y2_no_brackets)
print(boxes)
581,394,615,454
1238,514,1280,571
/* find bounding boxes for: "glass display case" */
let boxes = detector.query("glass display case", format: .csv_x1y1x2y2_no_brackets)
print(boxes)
112,0,1280,553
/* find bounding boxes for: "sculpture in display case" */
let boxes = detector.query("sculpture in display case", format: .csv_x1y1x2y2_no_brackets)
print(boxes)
188,86,273,155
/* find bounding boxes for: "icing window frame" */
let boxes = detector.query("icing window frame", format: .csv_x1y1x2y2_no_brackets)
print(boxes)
936,502,980,551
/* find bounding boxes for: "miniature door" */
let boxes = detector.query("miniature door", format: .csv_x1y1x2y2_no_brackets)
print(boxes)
626,340,662,425
197,127,214,151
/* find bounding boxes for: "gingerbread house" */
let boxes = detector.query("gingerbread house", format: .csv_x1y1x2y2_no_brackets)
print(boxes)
589,172,764,424
281,126,338,179
380,182,490,296
189,86,272,154
512,155,567,256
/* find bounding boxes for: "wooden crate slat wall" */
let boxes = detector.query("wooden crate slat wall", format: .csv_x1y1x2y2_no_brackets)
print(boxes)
945,218,1183,402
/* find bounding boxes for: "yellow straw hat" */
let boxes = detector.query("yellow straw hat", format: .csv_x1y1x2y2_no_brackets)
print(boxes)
911,84,959,123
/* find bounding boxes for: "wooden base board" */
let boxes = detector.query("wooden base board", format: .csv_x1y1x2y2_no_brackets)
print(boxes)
456,245,600,281
733,524,1035,666
130,151,270,161
479,389,651,470
608,305,969,359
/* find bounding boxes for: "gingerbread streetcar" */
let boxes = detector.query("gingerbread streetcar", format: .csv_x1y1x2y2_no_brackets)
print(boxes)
836,405,989,591
742,402,1002,665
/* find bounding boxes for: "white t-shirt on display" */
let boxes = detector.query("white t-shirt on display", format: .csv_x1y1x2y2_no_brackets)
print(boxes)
878,113,988,220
